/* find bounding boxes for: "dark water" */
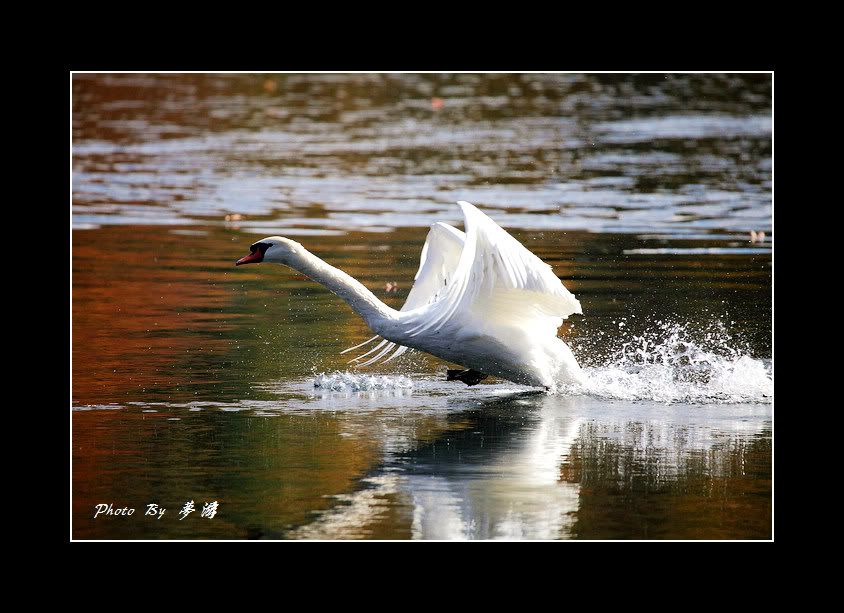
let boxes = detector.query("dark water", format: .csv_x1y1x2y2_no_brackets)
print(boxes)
72,73,772,539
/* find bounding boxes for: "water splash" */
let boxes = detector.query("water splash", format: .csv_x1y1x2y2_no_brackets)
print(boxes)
307,321,771,404
566,320,772,403
313,371,415,392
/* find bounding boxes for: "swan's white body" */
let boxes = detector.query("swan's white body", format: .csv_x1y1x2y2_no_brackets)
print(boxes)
237,201,584,389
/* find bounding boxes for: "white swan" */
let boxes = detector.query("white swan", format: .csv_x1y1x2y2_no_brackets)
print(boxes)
235,201,584,389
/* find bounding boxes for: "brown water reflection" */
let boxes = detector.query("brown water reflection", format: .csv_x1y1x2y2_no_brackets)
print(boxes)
73,407,384,539
74,388,770,539
562,422,771,539
72,73,772,539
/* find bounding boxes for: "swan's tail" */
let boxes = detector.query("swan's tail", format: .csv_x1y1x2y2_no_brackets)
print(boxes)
341,336,412,368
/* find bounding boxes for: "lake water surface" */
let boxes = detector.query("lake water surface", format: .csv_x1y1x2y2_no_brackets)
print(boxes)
72,73,772,539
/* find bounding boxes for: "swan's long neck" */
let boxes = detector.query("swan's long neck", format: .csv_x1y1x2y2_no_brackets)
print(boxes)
282,248,398,331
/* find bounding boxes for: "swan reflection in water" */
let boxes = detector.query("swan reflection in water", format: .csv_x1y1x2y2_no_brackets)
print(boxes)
280,387,771,540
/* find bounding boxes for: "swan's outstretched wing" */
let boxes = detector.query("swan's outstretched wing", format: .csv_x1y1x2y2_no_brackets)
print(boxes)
342,221,465,366
402,222,465,311
405,201,581,340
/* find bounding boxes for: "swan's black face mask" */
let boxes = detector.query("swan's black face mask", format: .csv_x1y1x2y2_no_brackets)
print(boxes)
235,242,272,266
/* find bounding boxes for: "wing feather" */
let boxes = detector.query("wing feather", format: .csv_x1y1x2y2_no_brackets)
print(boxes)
340,335,380,355
401,222,465,311
355,341,401,367
405,201,581,338
348,338,390,363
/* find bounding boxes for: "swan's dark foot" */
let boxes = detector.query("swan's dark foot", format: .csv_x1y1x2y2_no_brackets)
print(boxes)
446,369,489,386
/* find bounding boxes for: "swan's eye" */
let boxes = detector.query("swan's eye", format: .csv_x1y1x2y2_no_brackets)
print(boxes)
250,242,273,254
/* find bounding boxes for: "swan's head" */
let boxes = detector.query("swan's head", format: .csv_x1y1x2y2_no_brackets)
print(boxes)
235,236,302,266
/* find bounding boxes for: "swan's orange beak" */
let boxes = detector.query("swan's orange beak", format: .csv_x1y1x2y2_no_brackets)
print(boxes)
235,251,264,266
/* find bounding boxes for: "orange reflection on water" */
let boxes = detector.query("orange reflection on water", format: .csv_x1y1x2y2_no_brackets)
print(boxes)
72,226,238,405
